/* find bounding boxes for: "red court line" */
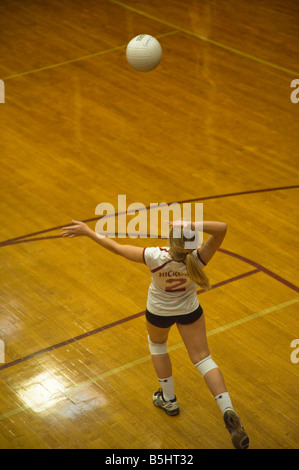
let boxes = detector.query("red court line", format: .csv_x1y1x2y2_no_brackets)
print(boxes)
219,248,299,293
0,269,259,371
1,184,298,247
1,184,298,371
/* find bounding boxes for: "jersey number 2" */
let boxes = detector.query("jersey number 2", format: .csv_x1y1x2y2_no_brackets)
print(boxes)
165,279,187,292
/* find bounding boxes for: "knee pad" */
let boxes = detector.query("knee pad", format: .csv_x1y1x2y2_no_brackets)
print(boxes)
195,355,218,376
148,335,168,355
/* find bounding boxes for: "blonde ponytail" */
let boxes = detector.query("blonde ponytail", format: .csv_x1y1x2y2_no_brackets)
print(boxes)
169,227,211,291
185,253,211,290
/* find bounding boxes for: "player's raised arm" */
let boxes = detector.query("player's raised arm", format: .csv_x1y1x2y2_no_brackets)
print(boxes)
168,219,227,266
61,220,144,263
195,221,227,266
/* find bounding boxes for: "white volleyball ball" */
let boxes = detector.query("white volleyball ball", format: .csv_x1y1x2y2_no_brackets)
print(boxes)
126,35,162,72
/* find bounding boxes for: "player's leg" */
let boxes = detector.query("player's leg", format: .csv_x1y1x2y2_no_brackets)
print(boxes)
176,313,228,397
146,319,172,378
146,317,179,416
177,314,249,449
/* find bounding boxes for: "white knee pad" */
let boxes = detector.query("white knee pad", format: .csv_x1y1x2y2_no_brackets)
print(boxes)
148,335,168,355
195,355,218,376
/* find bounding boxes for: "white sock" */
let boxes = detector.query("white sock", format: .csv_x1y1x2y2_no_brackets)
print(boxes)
158,376,175,401
215,392,234,415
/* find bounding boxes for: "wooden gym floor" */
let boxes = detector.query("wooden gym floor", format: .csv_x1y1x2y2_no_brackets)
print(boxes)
0,0,298,450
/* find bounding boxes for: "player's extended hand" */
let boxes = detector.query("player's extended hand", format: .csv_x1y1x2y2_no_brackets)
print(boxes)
61,220,91,237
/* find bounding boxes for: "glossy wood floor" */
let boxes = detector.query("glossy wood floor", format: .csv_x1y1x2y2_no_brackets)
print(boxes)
0,0,298,449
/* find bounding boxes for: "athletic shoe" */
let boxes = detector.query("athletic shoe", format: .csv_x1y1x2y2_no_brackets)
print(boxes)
223,409,249,449
152,389,180,416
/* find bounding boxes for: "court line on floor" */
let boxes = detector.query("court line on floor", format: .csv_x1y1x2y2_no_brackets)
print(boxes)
0,187,297,377
0,186,297,371
0,297,297,422
109,0,299,76
218,248,299,294
1,186,298,295
1,30,179,81
0,269,259,372
1,185,298,246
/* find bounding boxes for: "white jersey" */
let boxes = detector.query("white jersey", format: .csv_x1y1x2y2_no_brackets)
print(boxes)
143,246,205,316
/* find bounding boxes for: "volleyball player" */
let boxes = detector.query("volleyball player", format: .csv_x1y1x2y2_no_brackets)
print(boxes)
61,218,249,449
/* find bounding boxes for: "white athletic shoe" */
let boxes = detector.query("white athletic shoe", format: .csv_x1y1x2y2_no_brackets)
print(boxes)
223,409,249,449
152,389,180,416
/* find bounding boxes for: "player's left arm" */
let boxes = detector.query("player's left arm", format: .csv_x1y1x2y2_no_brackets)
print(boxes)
61,220,144,263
